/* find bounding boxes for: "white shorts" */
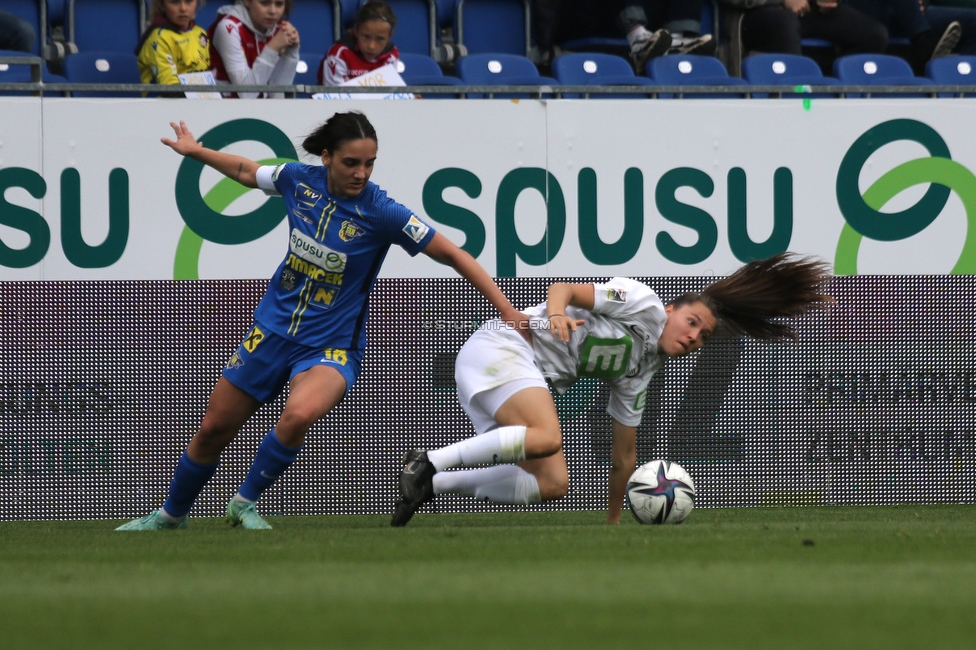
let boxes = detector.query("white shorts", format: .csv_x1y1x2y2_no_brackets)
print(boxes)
454,323,548,435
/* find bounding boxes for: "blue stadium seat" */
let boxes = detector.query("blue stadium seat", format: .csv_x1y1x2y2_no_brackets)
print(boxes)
456,52,558,97
293,50,323,97
338,0,359,31
62,50,140,96
289,0,340,55
551,52,653,98
396,51,461,96
742,53,840,98
0,49,67,94
647,54,749,98
68,0,144,54
455,0,530,56
358,0,435,56
925,55,976,96
833,53,936,97
4,0,45,56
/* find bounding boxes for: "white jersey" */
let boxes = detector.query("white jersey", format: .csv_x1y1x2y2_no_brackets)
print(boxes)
526,277,669,427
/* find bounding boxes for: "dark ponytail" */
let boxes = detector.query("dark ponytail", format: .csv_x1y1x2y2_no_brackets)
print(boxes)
673,252,833,341
302,111,377,157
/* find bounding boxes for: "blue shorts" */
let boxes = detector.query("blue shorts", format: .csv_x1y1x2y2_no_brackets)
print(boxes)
221,322,363,404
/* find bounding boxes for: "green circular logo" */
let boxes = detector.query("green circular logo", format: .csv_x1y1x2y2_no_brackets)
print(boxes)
835,119,976,274
173,119,298,279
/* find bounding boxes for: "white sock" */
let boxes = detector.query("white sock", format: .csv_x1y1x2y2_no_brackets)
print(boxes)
433,465,542,504
427,425,528,471
233,493,255,504
626,25,651,47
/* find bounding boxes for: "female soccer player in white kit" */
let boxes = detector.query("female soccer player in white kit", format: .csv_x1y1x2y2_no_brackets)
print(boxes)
392,253,832,526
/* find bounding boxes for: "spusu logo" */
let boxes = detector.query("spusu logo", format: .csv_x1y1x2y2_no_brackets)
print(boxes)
173,119,297,279
835,119,976,274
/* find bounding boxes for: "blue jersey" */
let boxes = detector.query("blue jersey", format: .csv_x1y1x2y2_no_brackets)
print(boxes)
253,162,435,350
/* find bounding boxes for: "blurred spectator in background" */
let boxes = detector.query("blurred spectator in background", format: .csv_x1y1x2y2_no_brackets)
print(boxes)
136,0,211,87
319,1,399,85
720,0,889,66
209,0,299,97
529,1,714,74
620,0,717,74
0,8,35,53
845,0,976,73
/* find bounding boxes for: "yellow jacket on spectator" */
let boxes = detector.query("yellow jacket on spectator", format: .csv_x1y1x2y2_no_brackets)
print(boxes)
136,20,211,85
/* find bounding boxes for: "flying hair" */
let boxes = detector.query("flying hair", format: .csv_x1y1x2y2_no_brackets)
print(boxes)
671,252,834,341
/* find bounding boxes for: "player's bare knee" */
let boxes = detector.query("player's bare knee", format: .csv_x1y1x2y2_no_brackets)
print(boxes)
532,426,563,458
276,408,317,440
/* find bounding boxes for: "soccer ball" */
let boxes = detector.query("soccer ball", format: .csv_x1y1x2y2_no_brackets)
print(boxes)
626,460,697,525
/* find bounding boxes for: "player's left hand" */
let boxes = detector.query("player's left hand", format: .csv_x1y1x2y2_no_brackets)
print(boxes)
161,121,203,158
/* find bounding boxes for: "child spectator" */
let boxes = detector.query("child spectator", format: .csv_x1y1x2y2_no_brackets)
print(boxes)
136,0,211,87
209,0,300,98
319,1,399,85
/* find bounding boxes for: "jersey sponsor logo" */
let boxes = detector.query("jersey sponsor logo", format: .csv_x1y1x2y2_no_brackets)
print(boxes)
310,285,339,309
290,228,346,272
578,334,633,379
243,325,265,353
225,350,244,370
280,267,297,291
285,254,344,285
606,288,628,303
292,206,314,226
634,389,647,411
338,220,365,242
295,183,322,207
403,215,430,243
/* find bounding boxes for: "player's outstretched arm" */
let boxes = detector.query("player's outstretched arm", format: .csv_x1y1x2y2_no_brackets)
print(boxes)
161,120,260,189
422,232,527,328
606,418,637,524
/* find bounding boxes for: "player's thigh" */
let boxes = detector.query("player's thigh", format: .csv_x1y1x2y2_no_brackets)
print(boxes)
492,386,561,433
280,365,347,424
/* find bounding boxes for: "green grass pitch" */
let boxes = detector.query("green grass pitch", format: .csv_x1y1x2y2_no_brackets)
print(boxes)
2,505,974,649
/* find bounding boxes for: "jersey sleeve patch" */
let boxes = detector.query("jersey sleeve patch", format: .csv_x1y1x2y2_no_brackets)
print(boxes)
403,215,431,243
606,287,628,303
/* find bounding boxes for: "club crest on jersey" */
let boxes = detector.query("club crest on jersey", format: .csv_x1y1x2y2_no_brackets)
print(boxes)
403,215,430,243
606,288,628,303
338,220,365,242
225,351,244,370
295,184,323,207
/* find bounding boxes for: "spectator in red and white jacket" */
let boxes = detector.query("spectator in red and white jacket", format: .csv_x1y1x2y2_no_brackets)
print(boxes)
208,0,299,98
318,1,399,85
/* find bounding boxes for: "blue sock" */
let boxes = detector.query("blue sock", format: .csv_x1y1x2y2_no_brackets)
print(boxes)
162,451,219,518
237,429,302,502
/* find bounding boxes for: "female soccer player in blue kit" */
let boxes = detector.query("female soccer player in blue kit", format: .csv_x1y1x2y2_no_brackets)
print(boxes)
118,112,526,530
